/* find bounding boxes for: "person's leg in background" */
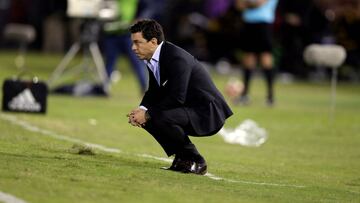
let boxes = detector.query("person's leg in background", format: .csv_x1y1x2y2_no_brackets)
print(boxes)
260,52,275,106
121,34,147,93
239,52,257,105
103,35,120,82
259,23,276,106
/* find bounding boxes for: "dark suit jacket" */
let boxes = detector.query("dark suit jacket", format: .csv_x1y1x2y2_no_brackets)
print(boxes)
141,41,233,136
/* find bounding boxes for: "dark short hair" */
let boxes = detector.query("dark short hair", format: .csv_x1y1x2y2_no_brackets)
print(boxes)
129,19,164,44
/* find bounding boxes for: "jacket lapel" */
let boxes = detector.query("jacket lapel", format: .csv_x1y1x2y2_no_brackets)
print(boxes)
159,41,169,87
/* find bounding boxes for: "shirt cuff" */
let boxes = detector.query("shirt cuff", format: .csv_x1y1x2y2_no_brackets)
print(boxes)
139,106,148,111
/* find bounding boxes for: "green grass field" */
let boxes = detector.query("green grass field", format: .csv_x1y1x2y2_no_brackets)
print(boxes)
0,51,359,203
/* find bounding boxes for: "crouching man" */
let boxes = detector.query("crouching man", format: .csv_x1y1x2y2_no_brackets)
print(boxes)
127,19,233,175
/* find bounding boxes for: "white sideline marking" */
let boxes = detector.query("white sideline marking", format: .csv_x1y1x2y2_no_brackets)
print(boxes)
137,154,172,163
205,173,305,188
0,114,121,154
0,114,305,188
0,191,27,203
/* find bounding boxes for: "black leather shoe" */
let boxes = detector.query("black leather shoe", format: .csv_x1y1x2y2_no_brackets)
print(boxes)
181,160,207,175
161,155,184,171
162,156,208,175
169,156,183,171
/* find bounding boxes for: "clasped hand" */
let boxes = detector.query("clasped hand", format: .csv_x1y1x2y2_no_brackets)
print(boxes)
126,108,147,127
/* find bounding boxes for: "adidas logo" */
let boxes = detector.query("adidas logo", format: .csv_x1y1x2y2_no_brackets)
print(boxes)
8,88,41,112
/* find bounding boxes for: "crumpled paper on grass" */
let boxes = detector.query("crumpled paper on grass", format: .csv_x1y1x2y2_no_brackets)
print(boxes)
218,119,268,147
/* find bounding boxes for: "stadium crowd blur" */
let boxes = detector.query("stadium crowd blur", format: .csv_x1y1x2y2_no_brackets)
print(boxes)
1,0,360,82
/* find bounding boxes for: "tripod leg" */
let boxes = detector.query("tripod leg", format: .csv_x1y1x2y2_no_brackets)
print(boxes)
89,42,108,86
48,42,81,86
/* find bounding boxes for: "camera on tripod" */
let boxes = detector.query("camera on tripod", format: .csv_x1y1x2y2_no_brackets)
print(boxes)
48,0,119,96
68,0,119,43
67,0,118,21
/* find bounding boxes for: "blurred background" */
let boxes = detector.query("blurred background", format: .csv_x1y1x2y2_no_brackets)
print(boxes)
0,2,359,201
0,0,359,83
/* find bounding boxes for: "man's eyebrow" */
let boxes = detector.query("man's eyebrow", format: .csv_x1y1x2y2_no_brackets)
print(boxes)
134,39,147,43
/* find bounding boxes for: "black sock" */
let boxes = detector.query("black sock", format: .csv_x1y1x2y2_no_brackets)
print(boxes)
242,68,253,96
263,68,274,99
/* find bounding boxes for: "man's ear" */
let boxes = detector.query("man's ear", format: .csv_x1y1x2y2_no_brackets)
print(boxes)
150,38,158,45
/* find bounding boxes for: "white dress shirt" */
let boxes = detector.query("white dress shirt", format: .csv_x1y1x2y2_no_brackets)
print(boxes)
140,41,164,111
144,41,163,85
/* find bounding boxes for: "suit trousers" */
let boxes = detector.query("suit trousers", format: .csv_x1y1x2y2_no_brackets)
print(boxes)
143,107,198,157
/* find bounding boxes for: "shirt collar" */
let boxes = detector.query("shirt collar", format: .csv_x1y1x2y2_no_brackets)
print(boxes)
151,41,163,62
144,41,163,64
